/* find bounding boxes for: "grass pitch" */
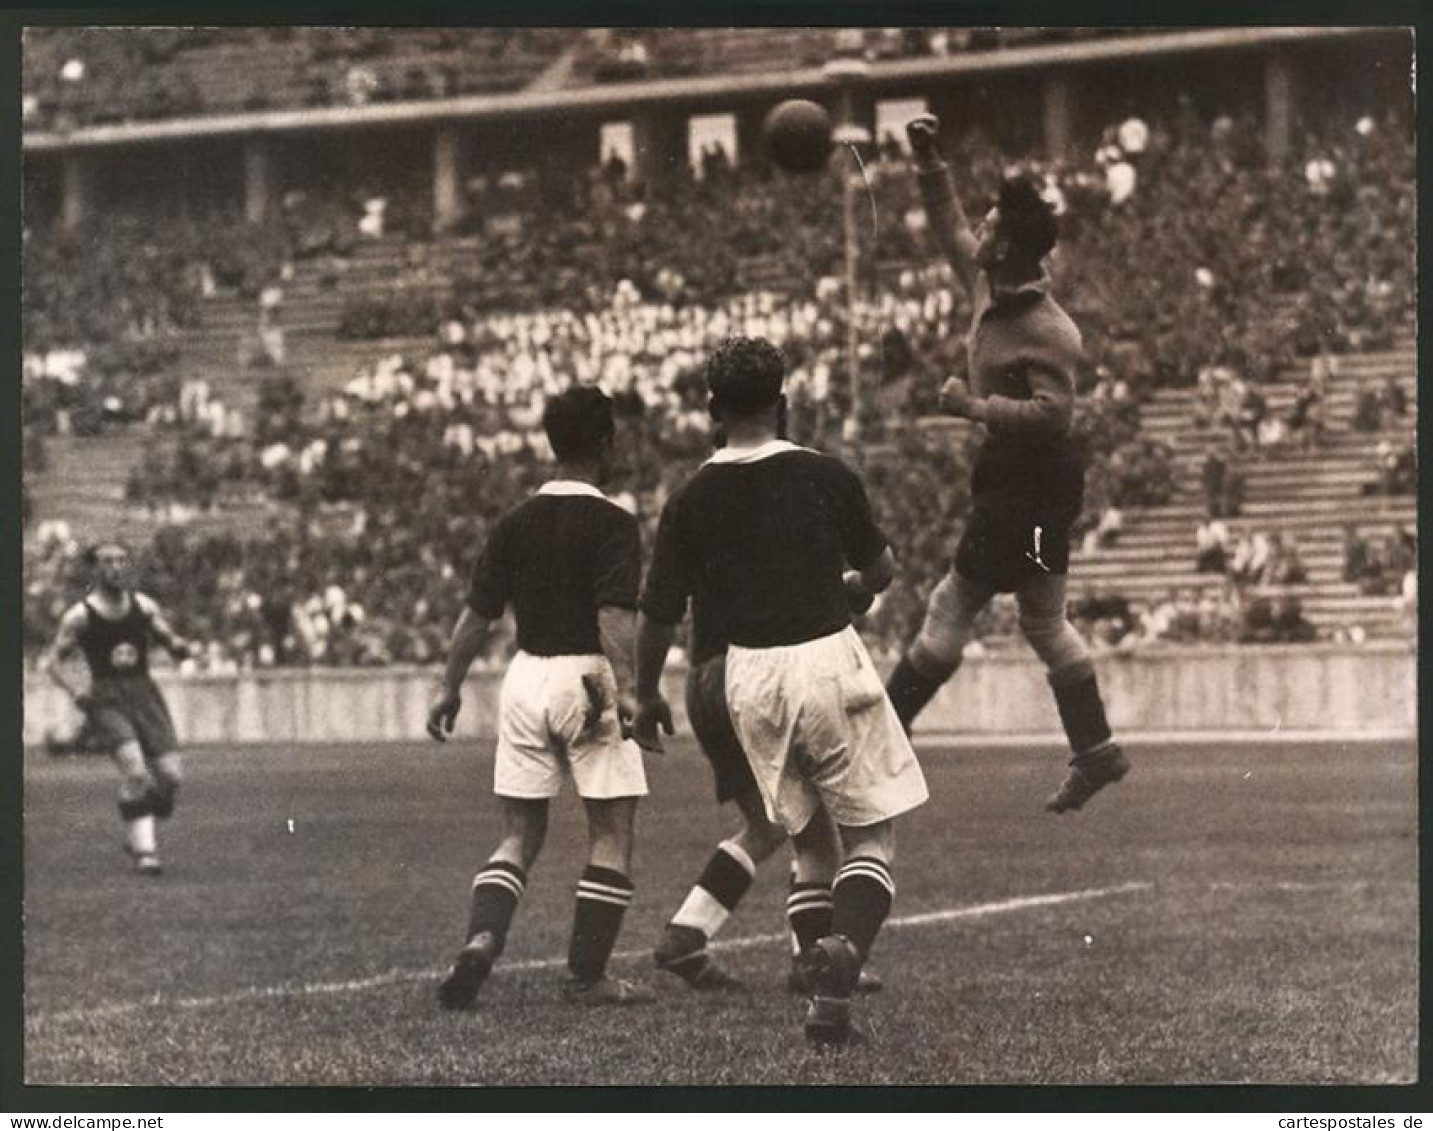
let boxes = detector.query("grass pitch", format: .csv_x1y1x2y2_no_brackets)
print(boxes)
22,736,1417,1086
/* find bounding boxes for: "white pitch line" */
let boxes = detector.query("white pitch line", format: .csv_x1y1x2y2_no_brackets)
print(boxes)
29,882,1151,1028
1207,879,1416,892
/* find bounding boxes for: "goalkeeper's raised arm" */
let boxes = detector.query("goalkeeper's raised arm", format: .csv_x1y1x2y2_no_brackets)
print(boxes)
907,113,981,299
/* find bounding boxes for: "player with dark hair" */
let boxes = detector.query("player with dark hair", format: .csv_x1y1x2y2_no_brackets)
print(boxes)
885,113,1129,813
40,541,195,874
651,364,881,998
428,384,653,1008
636,337,927,1045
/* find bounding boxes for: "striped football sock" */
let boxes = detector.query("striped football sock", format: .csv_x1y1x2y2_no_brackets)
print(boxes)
832,856,894,961
670,839,756,942
787,874,835,958
568,865,634,983
466,860,527,951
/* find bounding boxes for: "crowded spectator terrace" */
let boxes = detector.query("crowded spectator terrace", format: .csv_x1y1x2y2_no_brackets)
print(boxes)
21,104,1416,669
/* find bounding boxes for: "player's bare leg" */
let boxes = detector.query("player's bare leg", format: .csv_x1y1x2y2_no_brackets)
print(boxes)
565,795,652,1005
114,740,162,875
655,787,786,990
1016,576,1129,813
804,819,897,1047
438,796,547,1010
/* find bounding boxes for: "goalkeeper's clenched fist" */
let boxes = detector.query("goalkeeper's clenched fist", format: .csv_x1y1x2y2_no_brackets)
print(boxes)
906,113,942,164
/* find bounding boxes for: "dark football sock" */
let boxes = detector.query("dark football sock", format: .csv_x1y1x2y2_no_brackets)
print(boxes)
885,654,954,733
831,856,894,962
466,860,527,951
670,839,756,941
1048,664,1115,756
787,879,835,957
118,794,154,821
146,782,178,820
569,865,633,984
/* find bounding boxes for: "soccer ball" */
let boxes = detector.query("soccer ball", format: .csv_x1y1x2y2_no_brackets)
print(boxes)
763,99,833,174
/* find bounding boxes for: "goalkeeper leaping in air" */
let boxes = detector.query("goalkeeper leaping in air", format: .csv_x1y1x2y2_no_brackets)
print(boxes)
884,113,1130,813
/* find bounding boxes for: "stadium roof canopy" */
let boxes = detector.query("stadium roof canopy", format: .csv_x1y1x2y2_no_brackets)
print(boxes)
23,25,1392,152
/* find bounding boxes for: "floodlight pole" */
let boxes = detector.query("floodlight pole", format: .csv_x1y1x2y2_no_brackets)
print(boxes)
823,58,870,448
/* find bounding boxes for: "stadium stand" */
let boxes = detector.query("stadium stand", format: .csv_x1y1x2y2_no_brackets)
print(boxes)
23,29,1179,129
21,29,1416,667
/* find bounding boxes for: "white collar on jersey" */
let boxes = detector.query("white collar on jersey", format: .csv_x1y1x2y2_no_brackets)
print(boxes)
704,439,810,466
537,479,610,501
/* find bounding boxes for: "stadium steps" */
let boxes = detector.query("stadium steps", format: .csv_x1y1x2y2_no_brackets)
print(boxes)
1094,338,1415,638
28,427,279,542
1089,518,1412,552
28,429,151,540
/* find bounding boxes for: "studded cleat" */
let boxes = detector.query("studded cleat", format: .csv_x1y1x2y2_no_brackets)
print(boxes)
801,935,863,1047
1046,743,1130,814
788,963,883,996
437,931,500,1010
654,926,745,991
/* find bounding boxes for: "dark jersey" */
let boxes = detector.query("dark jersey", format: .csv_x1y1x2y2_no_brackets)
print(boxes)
686,589,728,667
640,442,887,653
467,482,641,657
76,594,154,680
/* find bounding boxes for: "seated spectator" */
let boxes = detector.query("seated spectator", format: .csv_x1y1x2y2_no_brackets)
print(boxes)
1268,593,1318,644
1328,622,1369,646
1168,588,1204,643
1238,595,1276,643
1355,531,1412,598
1355,544,1393,597
1261,532,1308,586
1229,530,1271,586
1081,502,1124,555
1192,364,1231,429
1257,410,1287,452
1217,372,1250,451
1200,445,1227,517
1069,587,1135,651
1309,347,1340,385
1222,456,1247,518
1285,370,1326,452
1237,384,1268,454
1382,526,1416,582
1351,378,1384,432
1195,518,1230,573
1397,568,1416,637
1360,437,1416,495
1341,524,1374,585
1202,581,1245,644
1200,445,1245,518
1380,373,1408,421
1135,588,1181,645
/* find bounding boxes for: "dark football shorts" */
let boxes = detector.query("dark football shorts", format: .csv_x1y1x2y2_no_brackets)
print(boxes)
955,439,1085,593
87,675,179,760
684,653,757,804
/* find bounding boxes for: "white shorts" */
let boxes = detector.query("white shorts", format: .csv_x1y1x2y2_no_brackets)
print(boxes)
724,626,928,833
495,652,648,801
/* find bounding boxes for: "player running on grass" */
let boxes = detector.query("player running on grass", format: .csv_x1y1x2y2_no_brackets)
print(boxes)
635,338,927,1046
427,385,654,1009
883,113,1129,814
650,396,883,998
41,541,195,875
